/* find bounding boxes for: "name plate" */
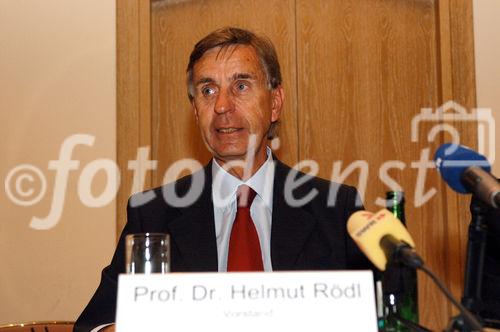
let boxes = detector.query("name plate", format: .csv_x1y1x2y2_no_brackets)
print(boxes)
116,271,377,332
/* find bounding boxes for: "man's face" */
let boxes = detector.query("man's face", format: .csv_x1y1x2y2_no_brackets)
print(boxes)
191,45,283,168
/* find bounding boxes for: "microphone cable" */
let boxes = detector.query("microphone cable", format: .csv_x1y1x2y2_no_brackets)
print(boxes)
418,264,483,331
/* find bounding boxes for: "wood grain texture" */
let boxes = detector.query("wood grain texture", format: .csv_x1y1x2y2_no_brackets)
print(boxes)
139,0,152,154
437,0,478,315
296,0,472,329
150,0,298,186
116,0,152,234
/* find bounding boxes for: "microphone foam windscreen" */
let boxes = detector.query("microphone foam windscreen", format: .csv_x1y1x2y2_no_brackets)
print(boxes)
347,209,416,271
434,143,491,193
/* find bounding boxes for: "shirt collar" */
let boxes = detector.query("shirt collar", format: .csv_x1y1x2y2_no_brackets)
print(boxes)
211,147,275,211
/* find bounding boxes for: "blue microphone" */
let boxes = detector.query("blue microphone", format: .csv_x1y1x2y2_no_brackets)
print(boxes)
434,143,500,208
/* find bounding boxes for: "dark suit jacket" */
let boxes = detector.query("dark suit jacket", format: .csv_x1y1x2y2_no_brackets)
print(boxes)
74,159,372,331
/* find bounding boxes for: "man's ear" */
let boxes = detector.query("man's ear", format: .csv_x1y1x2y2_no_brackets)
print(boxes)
191,100,200,124
271,85,284,122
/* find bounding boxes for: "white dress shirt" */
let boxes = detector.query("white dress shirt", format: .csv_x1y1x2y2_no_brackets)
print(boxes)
211,147,275,272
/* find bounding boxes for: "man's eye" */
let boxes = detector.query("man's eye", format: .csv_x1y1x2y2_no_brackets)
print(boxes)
201,87,215,96
236,82,248,91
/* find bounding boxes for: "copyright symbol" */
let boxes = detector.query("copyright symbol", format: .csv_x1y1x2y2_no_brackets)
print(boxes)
4,164,47,206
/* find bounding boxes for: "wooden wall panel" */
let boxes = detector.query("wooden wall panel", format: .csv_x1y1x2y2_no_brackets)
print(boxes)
437,0,478,314
116,0,152,234
295,0,475,330
150,0,298,186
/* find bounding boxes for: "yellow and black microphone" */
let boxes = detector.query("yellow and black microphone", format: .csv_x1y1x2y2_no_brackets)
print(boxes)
347,209,423,271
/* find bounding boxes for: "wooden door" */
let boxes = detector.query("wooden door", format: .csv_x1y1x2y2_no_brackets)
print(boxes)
149,0,299,185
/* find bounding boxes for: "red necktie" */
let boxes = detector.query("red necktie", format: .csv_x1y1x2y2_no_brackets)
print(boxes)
227,185,264,271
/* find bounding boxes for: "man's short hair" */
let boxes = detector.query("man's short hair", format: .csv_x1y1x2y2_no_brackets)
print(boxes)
186,27,282,101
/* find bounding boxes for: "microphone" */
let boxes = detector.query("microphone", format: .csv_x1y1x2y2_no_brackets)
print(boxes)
434,143,500,208
348,209,484,331
347,209,423,271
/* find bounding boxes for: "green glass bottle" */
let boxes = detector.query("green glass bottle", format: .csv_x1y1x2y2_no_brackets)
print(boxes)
382,191,419,332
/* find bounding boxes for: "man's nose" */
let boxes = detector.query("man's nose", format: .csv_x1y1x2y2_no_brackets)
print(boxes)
214,90,234,114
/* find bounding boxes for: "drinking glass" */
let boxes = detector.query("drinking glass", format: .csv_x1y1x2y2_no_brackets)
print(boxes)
125,233,170,274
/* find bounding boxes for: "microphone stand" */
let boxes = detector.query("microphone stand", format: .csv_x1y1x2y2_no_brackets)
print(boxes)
446,196,488,332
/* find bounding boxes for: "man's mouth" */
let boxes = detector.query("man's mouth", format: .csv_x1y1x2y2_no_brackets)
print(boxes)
216,127,242,133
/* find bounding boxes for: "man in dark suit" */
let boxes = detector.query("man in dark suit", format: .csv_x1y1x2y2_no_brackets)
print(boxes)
74,26,371,332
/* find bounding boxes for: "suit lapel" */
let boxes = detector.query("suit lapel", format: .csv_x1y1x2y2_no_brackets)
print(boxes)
166,159,319,272
271,160,318,270
167,164,218,272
